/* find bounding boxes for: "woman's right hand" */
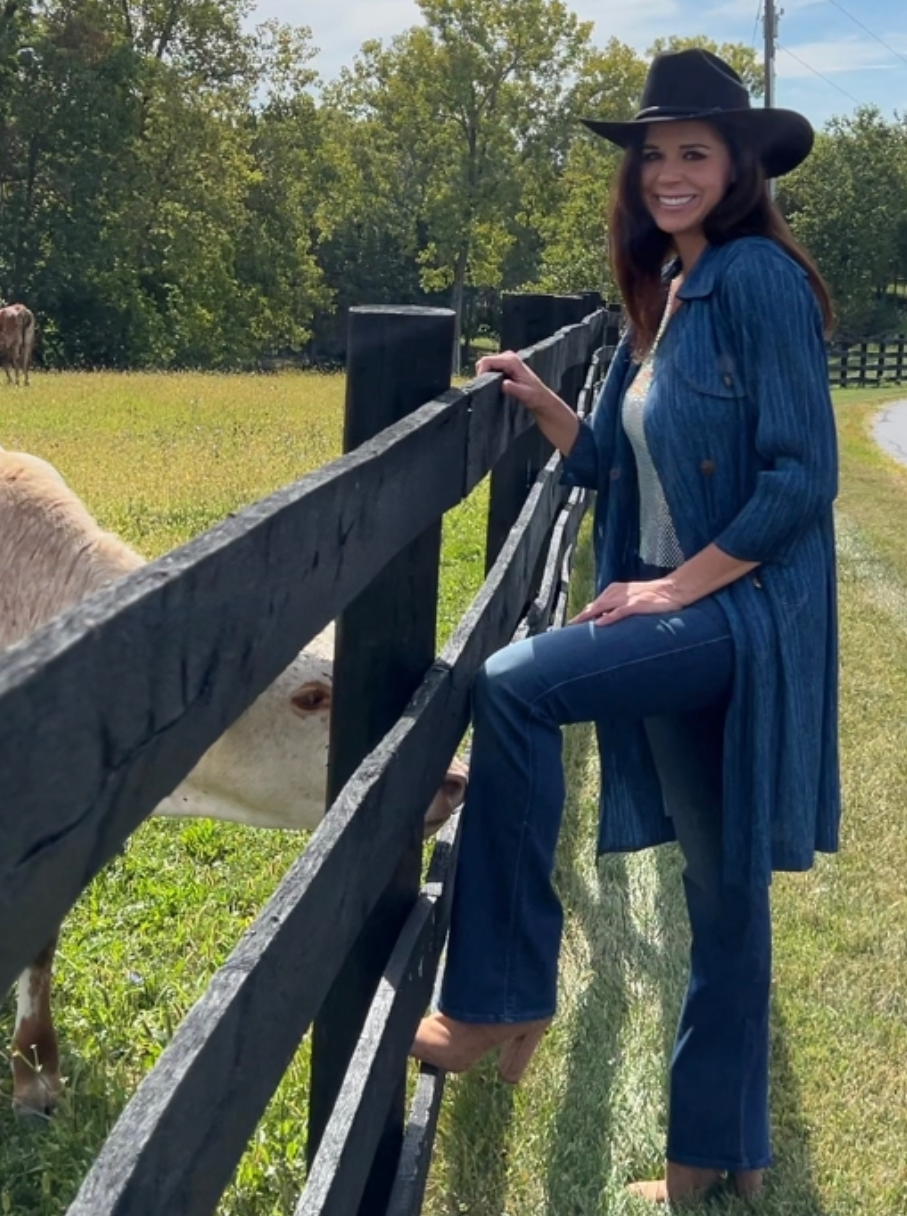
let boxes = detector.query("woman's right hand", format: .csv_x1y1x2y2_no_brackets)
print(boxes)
476,351,559,415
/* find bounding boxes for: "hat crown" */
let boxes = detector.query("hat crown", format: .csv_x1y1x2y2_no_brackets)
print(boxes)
637,49,751,119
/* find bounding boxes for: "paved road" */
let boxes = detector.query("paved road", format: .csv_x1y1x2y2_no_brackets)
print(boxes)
873,399,907,469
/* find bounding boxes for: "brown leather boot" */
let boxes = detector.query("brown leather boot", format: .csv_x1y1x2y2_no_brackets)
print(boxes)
410,1012,552,1083
729,1169,764,1199
626,1162,725,1205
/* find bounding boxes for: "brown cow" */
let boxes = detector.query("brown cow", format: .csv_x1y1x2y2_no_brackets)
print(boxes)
0,303,35,385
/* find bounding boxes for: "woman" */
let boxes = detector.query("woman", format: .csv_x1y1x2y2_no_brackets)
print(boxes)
412,49,839,1204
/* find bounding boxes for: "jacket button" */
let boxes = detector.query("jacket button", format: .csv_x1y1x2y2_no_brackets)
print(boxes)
700,459,715,475
722,373,734,387
609,466,622,481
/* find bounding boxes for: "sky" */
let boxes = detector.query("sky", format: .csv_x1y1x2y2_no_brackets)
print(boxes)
247,0,906,129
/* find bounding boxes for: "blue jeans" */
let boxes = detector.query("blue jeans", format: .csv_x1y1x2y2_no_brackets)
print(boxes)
440,590,772,1172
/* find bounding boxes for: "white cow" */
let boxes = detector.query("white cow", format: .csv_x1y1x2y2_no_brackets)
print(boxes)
0,449,467,1114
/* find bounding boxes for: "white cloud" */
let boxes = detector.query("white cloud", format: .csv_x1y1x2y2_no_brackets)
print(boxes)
255,1,422,75
247,0,905,124
705,0,823,19
776,36,899,77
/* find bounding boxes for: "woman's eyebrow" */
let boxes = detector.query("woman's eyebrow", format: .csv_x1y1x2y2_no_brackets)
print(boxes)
644,142,712,151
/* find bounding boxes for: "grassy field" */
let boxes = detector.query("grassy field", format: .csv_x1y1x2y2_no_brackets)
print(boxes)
423,385,907,1216
1,375,907,1215
0,371,488,1215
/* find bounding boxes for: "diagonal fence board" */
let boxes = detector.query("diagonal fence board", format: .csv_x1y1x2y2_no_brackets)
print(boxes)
0,315,605,993
296,813,461,1216
384,345,612,1216
464,314,603,495
297,483,596,1216
0,394,467,986
64,458,566,1216
383,820,461,1216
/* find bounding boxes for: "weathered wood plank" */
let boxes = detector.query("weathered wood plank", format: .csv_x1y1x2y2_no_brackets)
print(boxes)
64,465,564,1216
514,485,589,643
297,813,461,1216
309,306,454,1211
0,316,605,999
465,313,603,498
383,817,460,1216
0,395,472,992
381,352,608,1211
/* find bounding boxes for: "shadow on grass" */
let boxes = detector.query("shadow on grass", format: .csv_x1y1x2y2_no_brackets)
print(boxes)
544,719,632,1213
762,998,828,1214
650,849,829,1215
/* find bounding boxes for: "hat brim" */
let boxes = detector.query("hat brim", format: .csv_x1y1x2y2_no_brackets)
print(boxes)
581,108,814,179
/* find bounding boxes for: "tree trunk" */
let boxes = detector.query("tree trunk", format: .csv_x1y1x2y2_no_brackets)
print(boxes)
13,134,39,299
450,244,468,376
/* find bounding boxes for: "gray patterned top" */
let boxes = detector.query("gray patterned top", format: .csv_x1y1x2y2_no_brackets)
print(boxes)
621,299,685,569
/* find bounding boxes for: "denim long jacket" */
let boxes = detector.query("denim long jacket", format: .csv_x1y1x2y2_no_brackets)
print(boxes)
561,235,840,890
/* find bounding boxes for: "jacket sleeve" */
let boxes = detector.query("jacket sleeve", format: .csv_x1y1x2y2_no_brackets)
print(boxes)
560,335,631,491
713,246,838,564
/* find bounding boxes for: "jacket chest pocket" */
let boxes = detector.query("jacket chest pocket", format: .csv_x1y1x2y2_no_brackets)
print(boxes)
673,348,747,400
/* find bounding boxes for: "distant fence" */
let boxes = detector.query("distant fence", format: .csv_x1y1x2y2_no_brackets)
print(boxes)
0,291,621,1216
828,336,907,387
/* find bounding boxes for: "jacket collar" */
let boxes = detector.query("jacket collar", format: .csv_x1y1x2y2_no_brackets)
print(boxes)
676,243,723,300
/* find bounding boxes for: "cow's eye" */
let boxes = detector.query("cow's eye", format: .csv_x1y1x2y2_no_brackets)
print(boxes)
291,684,331,716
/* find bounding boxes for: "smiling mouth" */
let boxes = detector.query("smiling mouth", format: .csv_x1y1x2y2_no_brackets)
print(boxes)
657,195,697,209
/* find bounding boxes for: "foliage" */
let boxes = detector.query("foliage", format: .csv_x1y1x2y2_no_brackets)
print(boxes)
0,367,488,1212
0,2,900,364
779,108,907,339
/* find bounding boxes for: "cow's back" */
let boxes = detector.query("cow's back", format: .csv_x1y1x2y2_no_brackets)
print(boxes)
0,451,143,649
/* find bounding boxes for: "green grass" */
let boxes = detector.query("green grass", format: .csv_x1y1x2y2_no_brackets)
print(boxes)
0,370,487,1215
423,386,907,1216
3,377,907,1214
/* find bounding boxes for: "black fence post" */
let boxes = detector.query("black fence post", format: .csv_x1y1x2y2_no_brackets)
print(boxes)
307,305,456,1215
484,292,589,573
604,302,623,350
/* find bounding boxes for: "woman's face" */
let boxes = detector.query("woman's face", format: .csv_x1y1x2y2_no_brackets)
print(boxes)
639,121,734,239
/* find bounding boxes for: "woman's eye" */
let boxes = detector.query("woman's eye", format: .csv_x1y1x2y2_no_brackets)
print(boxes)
683,150,705,160
642,151,660,162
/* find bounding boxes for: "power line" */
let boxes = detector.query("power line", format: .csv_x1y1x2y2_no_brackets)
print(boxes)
777,42,865,105
825,0,907,69
751,0,764,50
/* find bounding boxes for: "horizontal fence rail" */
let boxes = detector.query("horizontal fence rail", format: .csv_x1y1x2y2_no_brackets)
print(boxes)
381,336,608,1216
828,335,907,387
0,310,605,992
65,421,579,1216
0,294,614,1216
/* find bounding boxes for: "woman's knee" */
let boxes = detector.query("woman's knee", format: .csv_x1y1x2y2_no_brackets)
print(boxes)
474,642,538,719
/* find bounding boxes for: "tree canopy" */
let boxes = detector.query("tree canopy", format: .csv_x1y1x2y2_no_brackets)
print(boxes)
0,0,900,367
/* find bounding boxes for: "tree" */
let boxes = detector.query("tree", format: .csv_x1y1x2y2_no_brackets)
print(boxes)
330,0,592,368
778,107,907,337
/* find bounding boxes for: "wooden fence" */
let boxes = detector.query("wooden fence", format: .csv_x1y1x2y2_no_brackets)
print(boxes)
0,291,620,1216
828,335,907,387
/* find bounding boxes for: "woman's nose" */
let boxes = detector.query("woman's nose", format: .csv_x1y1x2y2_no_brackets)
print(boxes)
656,160,684,183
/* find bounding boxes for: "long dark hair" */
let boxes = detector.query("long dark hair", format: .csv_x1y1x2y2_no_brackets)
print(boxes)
608,124,834,358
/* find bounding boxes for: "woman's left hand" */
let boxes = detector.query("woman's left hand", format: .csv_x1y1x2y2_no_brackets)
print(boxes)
569,578,687,627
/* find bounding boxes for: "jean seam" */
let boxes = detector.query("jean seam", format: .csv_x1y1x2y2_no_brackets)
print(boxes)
500,697,538,1020
527,633,733,709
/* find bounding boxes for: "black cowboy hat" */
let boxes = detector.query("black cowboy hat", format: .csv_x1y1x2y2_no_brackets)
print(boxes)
582,49,813,179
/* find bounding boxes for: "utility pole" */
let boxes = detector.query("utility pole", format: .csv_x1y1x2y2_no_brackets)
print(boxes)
763,0,777,109
763,0,781,197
